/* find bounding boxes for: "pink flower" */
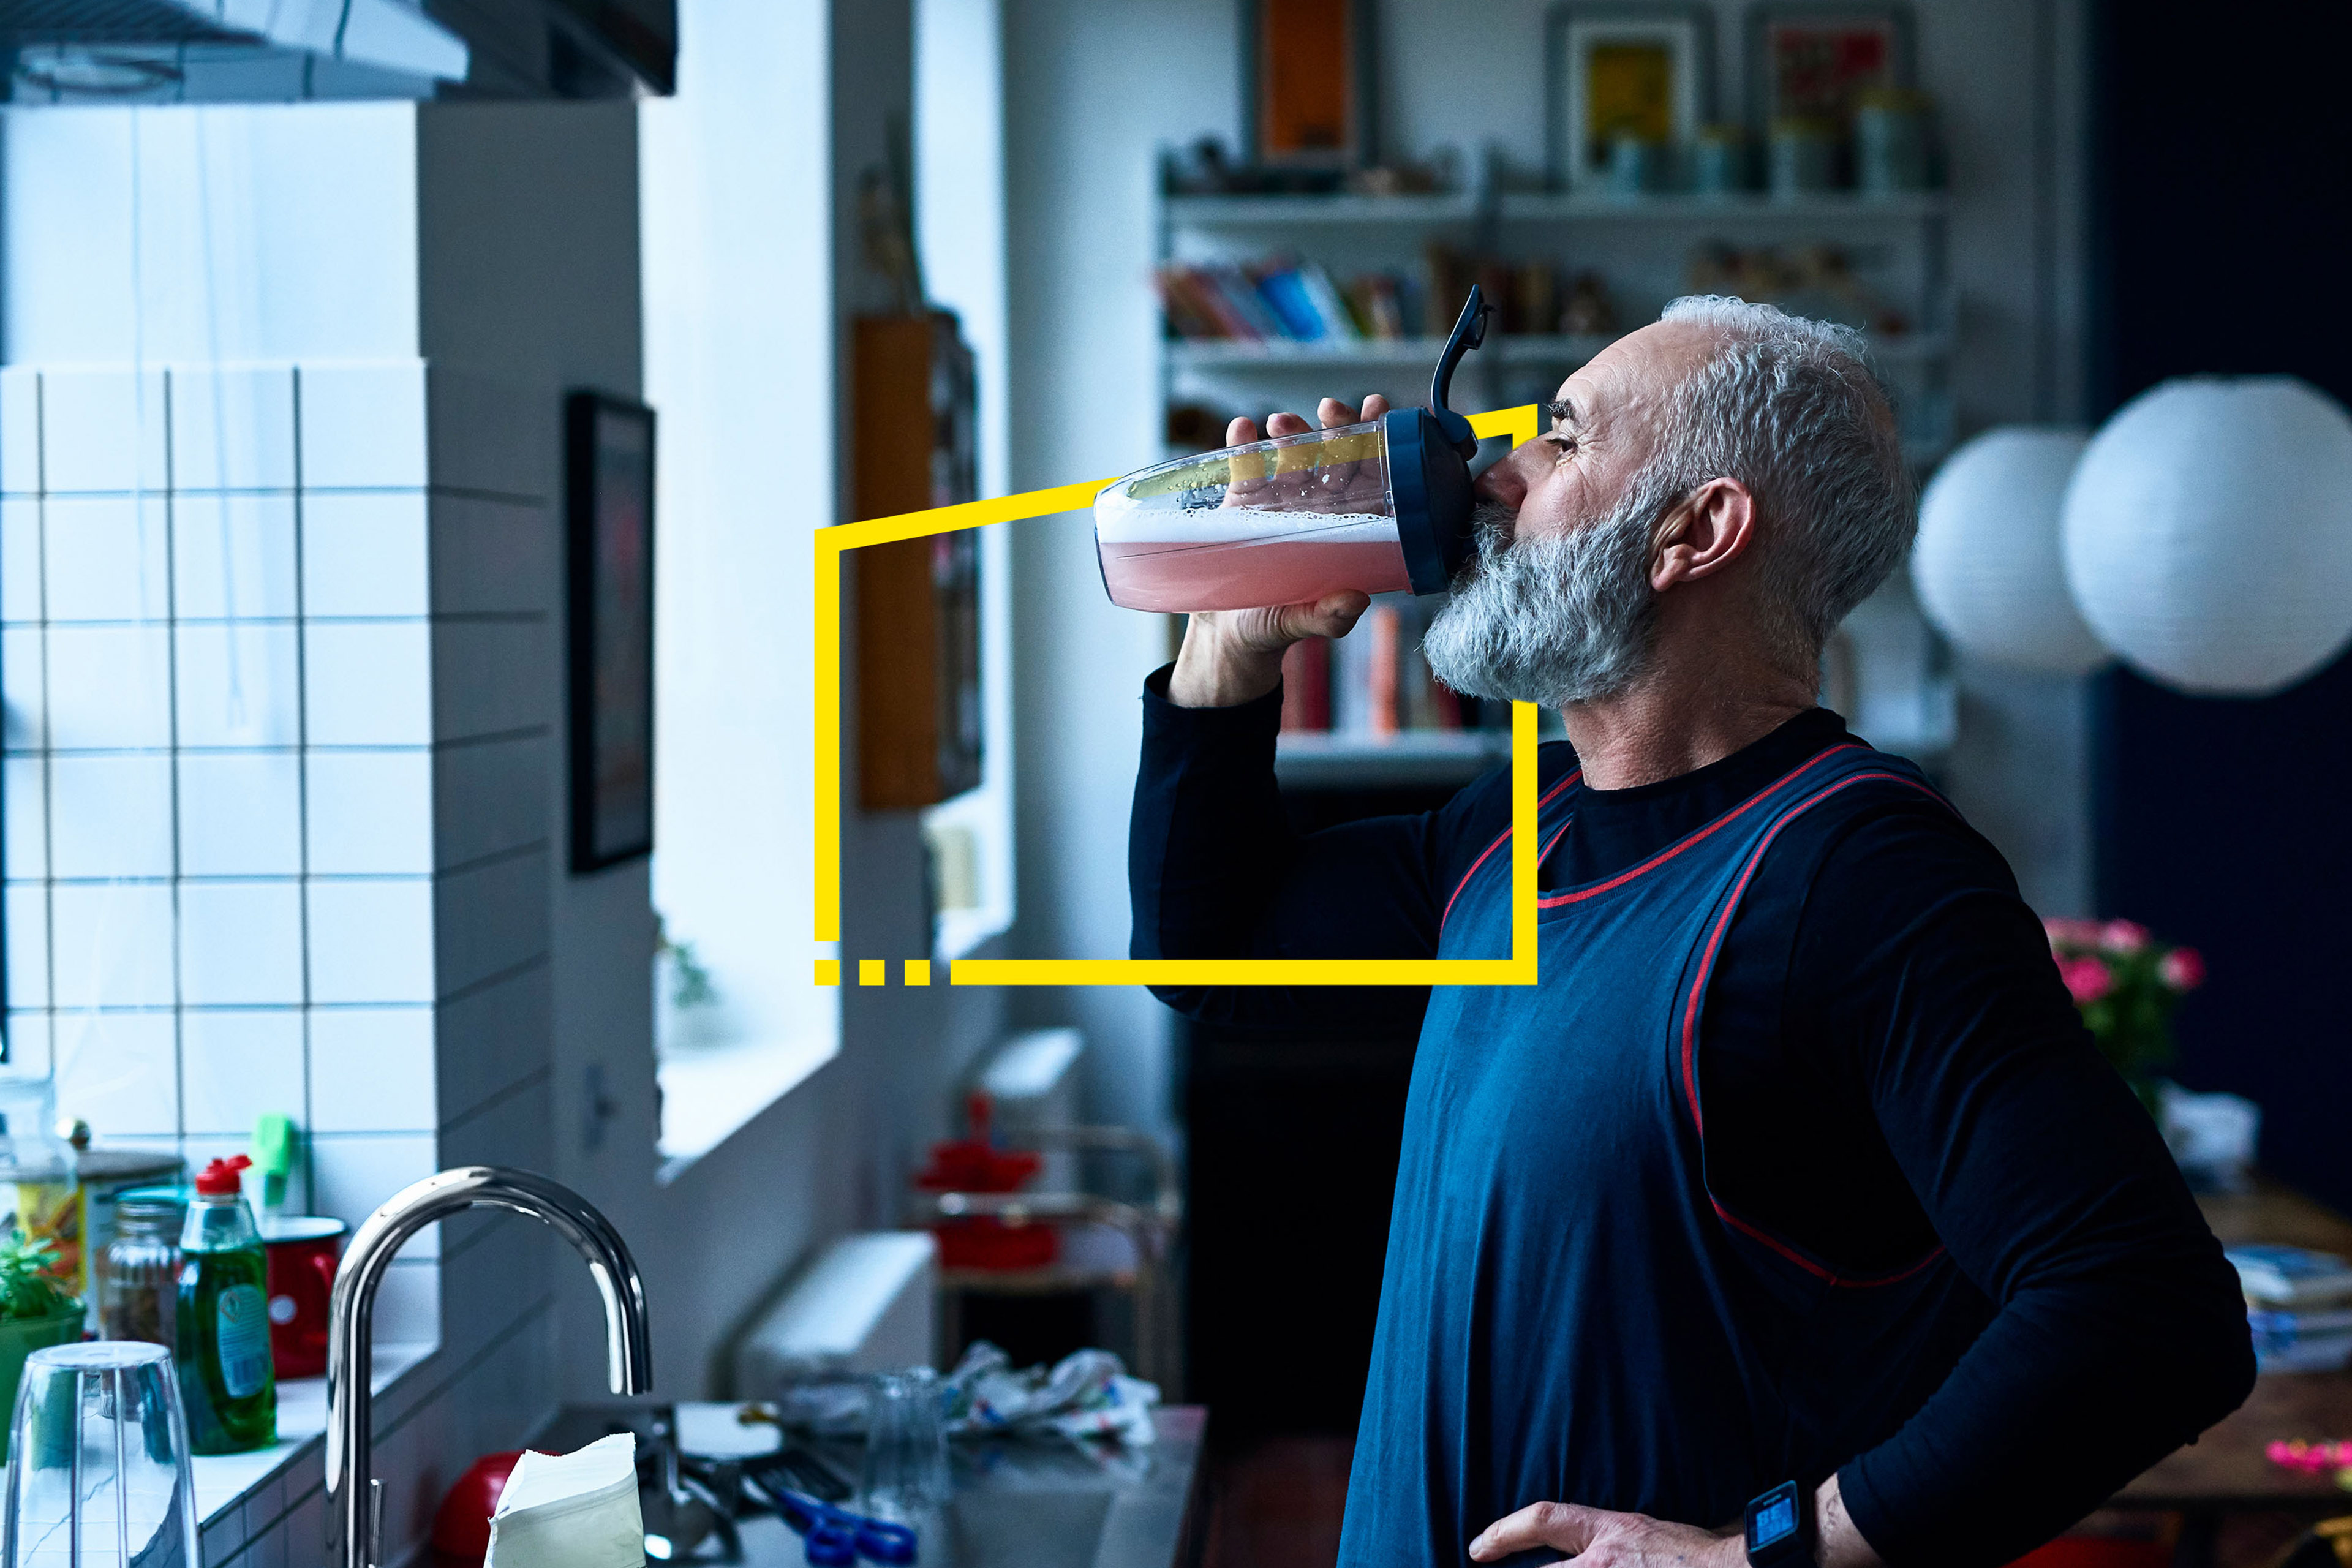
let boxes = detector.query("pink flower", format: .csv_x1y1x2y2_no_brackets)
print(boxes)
2043,917,2101,950
2100,919,2151,954
2159,947,2206,992
2059,955,2115,1006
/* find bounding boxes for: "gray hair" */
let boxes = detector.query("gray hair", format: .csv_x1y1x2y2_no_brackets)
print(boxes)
1650,295,1914,668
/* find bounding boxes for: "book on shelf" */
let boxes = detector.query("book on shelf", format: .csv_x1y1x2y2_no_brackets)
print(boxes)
2228,1245,2352,1309
1156,258,1428,344
1280,636,1332,733
2249,1306,2352,1372
1276,594,1492,743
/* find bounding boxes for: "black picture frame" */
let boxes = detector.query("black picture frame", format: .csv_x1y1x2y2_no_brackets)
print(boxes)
565,390,657,874
1238,0,1379,169
1743,2,1916,135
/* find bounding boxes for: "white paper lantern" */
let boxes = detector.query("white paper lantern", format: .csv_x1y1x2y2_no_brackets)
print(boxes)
2063,376,2352,696
1912,427,2106,674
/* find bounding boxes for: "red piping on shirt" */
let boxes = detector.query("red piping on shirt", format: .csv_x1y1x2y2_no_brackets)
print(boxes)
1438,769,1581,933
1535,746,1865,909
1676,766,1950,1290
1711,1197,1950,1288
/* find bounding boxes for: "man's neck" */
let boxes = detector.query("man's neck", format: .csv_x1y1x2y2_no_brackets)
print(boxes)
1561,655,1820,792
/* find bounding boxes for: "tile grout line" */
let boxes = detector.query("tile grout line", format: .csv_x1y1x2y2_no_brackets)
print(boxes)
163,368,187,1152
294,366,316,1213
36,372,58,1076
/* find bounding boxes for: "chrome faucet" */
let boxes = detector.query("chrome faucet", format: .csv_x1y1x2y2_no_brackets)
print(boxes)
325,1165,654,1568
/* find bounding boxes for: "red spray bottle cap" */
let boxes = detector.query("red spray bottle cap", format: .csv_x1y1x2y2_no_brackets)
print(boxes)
194,1155,252,1196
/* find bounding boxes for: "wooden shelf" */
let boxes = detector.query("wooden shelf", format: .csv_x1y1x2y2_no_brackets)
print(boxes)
1274,728,1511,788
1499,190,1948,224
1168,329,1950,376
1165,192,1480,226
1162,190,1948,229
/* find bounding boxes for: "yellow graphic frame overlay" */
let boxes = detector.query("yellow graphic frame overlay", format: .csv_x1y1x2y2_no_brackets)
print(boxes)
815,404,1544,987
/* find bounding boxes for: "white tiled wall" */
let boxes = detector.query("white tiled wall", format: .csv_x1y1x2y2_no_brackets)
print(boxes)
0,361,560,1385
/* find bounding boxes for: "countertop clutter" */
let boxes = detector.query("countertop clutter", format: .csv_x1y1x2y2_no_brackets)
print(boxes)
539,1400,1207,1568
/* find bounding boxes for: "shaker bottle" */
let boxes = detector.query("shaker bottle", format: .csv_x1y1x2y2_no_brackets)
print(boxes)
1095,287,1496,613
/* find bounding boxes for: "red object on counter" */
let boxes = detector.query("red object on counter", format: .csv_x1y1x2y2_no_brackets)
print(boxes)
431,1450,524,1566
195,1155,252,1194
914,1094,1057,1270
262,1216,347,1381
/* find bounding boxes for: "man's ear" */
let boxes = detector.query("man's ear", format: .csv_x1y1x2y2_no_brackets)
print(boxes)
1650,478,1757,592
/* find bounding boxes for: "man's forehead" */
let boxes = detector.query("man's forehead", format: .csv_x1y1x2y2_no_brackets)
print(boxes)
1551,320,1716,426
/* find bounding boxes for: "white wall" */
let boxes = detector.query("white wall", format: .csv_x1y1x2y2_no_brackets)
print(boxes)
543,0,1011,1408
997,0,2098,1112
2,31,1020,1558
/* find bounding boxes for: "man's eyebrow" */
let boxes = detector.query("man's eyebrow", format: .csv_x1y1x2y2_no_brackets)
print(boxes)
1548,398,1578,429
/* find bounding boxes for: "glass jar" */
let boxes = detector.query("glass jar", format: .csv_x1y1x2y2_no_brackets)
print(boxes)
97,1193,184,1349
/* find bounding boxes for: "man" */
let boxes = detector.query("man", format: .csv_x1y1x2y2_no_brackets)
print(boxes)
1128,298,2254,1567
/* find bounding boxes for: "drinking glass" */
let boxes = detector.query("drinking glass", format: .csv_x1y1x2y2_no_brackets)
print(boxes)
859,1366,949,1523
3,1342,200,1567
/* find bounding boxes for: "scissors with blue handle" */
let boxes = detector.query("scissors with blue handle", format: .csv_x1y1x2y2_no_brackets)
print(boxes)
774,1488,919,1566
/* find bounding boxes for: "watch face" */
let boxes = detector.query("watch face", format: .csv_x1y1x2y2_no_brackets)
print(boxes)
1746,1480,1806,1563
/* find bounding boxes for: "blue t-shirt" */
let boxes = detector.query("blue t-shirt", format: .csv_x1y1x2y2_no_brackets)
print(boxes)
1129,679,2252,1567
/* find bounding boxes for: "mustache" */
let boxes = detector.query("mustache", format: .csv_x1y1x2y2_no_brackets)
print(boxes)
1460,499,1518,582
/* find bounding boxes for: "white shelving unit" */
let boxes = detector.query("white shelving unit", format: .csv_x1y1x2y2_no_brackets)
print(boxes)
1155,177,1960,782
1272,728,1514,789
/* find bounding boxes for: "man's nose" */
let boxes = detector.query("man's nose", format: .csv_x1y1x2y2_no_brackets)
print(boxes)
1475,442,1536,510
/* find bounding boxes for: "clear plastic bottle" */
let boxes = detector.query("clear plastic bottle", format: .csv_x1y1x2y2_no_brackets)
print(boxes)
1095,284,1494,613
177,1156,276,1453
0,1078,80,1293
1093,421,1412,612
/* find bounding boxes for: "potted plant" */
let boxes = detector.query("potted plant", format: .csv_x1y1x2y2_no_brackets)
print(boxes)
0,1231,86,1460
2045,918,2207,1111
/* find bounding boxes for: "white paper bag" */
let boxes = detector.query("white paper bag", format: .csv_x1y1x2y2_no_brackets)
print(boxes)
484,1432,646,1568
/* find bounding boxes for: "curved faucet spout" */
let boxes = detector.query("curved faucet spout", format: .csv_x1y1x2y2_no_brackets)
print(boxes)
325,1166,653,1568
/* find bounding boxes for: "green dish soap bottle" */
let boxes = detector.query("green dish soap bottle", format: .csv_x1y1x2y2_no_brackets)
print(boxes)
178,1155,276,1453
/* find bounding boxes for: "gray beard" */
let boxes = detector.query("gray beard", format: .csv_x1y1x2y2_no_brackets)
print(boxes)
1421,494,1661,708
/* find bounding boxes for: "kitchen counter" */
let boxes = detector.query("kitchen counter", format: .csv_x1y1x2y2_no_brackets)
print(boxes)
679,1403,1207,1568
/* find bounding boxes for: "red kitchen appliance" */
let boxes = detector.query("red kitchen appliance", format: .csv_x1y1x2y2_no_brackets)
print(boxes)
913,1094,1055,1269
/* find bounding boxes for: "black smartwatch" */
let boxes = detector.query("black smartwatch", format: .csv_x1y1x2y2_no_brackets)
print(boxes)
1744,1479,1817,1568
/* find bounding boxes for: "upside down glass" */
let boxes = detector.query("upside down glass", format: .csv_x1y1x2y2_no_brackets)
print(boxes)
3,1341,201,1567
859,1367,949,1525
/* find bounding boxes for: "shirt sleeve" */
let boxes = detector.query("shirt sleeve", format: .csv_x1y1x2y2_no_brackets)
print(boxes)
1803,807,2256,1568
1128,665,1510,1034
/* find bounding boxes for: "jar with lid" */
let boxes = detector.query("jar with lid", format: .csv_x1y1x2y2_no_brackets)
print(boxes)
97,1188,185,1349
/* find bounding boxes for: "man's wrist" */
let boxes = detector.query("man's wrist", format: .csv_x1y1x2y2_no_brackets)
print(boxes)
1167,628,1286,708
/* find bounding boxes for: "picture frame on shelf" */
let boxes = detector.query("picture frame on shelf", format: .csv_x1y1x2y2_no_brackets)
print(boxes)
1547,4,1714,192
1744,3,1915,134
565,390,657,873
1240,0,1377,169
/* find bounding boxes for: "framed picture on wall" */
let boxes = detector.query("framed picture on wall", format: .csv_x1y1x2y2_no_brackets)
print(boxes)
565,391,656,874
1547,5,1714,191
1744,3,1915,133
1240,0,1377,168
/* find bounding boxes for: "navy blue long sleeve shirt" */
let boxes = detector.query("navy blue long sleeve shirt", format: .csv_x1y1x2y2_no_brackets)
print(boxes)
1130,672,2254,1566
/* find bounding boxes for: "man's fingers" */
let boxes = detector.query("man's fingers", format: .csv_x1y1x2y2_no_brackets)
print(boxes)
1317,397,1361,428
1280,590,1370,642
1469,1501,1603,1561
1362,393,1390,421
1264,410,1313,437
1225,415,1261,447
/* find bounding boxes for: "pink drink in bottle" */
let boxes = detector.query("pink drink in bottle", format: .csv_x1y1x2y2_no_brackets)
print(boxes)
1095,287,1495,614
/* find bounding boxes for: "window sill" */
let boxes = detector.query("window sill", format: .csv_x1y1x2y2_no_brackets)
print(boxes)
195,1342,437,1559
656,1031,839,1180
933,899,1013,962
